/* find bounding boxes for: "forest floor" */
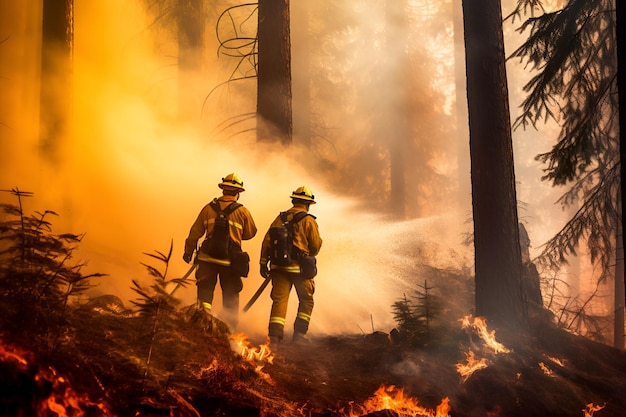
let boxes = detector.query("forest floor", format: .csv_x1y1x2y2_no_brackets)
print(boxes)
1,299,625,417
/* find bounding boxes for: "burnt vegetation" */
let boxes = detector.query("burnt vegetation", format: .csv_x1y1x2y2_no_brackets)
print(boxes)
0,190,625,417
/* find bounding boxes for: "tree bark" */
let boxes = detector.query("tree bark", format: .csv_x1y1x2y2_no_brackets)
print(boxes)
616,0,626,350
40,0,73,164
257,0,292,145
462,0,527,328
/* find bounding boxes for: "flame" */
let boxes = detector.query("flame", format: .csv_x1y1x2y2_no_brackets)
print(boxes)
229,332,275,384
230,332,274,365
461,315,510,354
344,385,450,417
545,355,566,367
582,403,605,417
1,341,113,416
538,362,554,377
456,349,489,382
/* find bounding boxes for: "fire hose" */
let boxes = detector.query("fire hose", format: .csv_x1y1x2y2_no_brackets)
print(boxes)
242,278,271,312
169,261,198,296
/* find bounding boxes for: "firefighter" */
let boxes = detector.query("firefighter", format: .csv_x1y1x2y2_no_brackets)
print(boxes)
183,173,257,329
259,186,323,346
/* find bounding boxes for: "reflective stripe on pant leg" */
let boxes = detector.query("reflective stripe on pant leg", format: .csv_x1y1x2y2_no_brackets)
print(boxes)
269,317,286,339
269,271,293,339
293,277,315,335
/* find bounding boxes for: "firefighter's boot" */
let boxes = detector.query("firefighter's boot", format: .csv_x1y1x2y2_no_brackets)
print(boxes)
292,331,309,345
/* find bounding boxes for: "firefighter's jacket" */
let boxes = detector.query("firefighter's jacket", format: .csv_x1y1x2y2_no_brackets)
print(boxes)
185,194,257,265
260,204,323,274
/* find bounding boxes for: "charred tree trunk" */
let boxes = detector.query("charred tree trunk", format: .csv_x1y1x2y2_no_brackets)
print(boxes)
257,0,292,145
462,0,528,329
39,0,73,164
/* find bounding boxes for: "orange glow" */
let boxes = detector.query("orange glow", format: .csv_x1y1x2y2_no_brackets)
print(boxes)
230,332,274,365
344,385,450,417
538,362,554,377
461,315,510,354
1,340,113,416
456,349,489,382
582,403,605,417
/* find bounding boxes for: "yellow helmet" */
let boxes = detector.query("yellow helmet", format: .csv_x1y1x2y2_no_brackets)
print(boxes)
290,186,316,204
219,173,245,191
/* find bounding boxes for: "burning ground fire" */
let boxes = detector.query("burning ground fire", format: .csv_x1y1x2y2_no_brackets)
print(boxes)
460,315,510,354
456,349,488,382
342,385,450,417
0,341,112,416
229,332,275,384
455,315,511,382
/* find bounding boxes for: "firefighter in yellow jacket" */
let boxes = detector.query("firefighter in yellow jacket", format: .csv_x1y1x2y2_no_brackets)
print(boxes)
259,186,323,346
183,173,257,328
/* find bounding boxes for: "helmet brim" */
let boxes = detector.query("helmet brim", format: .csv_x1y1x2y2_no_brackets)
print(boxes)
291,196,316,204
219,184,245,192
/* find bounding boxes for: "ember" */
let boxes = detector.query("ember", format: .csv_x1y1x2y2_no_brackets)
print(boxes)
344,385,450,417
538,362,553,376
461,315,510,354
1,340,112,416
583,403,605,417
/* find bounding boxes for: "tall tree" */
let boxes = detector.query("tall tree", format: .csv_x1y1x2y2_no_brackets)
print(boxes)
140,0,210,120
291,1,312,148
384,0,410,219
176,0,206,119
617,0,626,350
463,0,528,328
39,0,73,164
257,0,292,145
510,0,620,345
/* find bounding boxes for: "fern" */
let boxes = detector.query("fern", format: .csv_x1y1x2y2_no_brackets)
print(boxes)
0,187,105,349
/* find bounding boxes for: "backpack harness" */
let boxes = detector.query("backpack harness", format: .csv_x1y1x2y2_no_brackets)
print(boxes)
268,211,311,266
201,200,242,259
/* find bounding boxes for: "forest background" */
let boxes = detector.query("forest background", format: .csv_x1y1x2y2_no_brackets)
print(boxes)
0,0,620,346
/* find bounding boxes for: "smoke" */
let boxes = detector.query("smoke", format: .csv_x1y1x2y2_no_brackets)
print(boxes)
1,1,589,341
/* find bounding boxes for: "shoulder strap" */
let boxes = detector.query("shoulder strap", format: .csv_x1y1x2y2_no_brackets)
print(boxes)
291,212,310,224
210,200,241,215
209,199,221,213
223,202,242,215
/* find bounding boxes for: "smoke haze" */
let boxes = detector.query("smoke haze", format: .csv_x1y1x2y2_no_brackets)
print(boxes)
1,1,610,341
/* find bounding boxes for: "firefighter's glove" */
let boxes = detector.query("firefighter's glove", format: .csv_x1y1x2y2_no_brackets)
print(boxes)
260,263,270,279
183,252,193,264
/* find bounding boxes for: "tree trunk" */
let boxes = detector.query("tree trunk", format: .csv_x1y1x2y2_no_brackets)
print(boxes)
617,0,626,350
453,0,470,208
291,1,311,148
462,0,527,329
257,0,292,145
385,0,408,219
40,0,73,164
177,0,205,120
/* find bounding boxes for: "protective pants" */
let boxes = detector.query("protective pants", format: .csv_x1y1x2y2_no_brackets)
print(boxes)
268,269,315,341
196,260,243,328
